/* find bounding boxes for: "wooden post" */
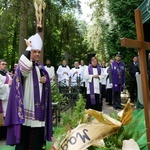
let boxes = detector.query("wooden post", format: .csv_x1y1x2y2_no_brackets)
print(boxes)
121,9,150,149
37,21,44,64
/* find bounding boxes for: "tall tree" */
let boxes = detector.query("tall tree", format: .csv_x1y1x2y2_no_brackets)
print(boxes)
86,0,143,63
0,0,89,69
0,0,20,68
18,0,28,57
106,0,143,62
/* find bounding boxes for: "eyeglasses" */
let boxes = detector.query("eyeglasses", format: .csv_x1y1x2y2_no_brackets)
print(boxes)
0,63,7,66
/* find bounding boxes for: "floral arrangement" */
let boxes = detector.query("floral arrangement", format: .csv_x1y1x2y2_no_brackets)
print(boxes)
50,94,148,150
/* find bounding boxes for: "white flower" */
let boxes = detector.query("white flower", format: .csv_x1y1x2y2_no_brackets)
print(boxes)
122,139,140,150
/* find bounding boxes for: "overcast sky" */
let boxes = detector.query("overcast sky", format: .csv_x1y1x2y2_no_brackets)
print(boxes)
79,0,93,23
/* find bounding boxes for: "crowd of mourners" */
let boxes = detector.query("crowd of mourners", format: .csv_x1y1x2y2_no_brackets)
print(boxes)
0,32,144,150
47,53,141,111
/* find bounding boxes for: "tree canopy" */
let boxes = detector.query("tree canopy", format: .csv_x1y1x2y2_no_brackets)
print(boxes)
0,0,144,70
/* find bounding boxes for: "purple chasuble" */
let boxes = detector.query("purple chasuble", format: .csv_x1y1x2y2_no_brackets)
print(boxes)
88,65,101,105
4,64,52,145
111,61,125,91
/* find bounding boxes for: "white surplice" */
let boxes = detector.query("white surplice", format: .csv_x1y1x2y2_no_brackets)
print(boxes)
69,67,83,86
100,67,107,85
19,55,45,127
0,73,12,116
44,66,55,82
79,65,87,86
84,67,102,94
56,65,70,85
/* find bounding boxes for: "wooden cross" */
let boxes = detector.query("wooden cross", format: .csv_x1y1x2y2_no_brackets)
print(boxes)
121,9,150,148
34,0,46,63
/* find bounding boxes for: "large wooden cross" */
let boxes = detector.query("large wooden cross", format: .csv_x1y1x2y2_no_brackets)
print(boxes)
121,9,150,148
34,0,46,63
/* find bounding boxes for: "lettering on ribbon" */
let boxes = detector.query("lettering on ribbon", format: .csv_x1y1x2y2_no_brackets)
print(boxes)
60,129,91,150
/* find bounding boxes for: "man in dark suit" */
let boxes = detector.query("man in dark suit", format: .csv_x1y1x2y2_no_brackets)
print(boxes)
128,56,140,103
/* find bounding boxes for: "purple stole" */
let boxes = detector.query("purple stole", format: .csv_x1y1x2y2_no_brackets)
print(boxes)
33,63,46,120
4,64,52,145
88,65,101,105
0,74,9,115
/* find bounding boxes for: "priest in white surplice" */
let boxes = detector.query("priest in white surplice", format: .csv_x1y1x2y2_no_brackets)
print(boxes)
84,57,102,111
56,60,70,86
44,59,55,82
79,60,87,98
0,59,12,140
69,61,83,86
100,61,107,101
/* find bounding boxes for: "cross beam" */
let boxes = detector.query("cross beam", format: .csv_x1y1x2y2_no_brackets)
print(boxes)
121,9,150,148
121,38,150,49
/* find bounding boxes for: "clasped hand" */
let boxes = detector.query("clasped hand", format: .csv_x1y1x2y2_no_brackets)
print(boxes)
92,75,99,78
63,72,68,75
39,76,46,83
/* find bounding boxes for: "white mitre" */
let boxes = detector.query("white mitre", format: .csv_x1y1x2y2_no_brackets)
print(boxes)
28,33,43,51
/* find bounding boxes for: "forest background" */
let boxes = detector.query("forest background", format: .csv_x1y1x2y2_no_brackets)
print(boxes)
0,0,144,71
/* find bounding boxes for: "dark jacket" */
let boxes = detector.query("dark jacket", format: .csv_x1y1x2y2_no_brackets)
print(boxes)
148,59,150,76
128,62,140,82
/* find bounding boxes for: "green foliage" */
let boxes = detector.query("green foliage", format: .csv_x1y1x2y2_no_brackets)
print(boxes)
0,0,20,68
43,0,89,67
52,94,85,148
0,0,88,70
51,82,66,103
0,145,15,150
86,0,143,65
109,0,142,59
103,110,147,150
52,108,147,150
106,0,142,63
0,0,146,72
45,142,52,150
61,93,85,128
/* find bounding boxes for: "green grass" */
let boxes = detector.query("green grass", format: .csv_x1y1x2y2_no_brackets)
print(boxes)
0,145,15,150
0,141,52,150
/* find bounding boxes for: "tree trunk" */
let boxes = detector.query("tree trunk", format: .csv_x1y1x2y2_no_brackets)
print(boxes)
18,0,28,57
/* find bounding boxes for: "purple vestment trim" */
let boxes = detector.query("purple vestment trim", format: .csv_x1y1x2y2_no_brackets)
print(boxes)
0,101,2,114
5,74,9,84
4,66,25,145
4,64,52,145
32,63,45,121
88,65,101,105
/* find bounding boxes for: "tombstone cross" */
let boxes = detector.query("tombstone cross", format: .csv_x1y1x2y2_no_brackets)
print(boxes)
64,51,72,64
121,9,150,148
